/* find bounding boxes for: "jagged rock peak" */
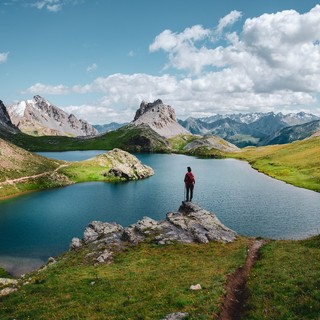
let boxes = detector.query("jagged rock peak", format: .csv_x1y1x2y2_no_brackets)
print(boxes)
7,96,98,137
133,99,190,138
134,99,165,121
0,100,19,133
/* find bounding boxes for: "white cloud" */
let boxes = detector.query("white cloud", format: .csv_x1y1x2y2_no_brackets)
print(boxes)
23,5,320,123
86,63,97,72
31,0,67,12
149,5,320,92
0,52,9,63
216,10,242,34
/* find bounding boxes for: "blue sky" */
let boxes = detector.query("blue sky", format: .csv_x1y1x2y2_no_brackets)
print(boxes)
1,0,320,124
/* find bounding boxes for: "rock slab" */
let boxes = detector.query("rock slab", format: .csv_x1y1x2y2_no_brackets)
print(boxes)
70,202,237,263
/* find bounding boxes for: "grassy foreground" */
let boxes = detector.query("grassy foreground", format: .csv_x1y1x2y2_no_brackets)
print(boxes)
246,235,320,319
0,239,249,320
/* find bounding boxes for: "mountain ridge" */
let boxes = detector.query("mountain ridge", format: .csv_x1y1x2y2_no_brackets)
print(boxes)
7,96,98,137
179,111,320,147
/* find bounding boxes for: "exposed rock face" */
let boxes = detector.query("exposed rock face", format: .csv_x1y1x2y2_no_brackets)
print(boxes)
133,99,190,138
97,148,154,180
0,100,19,134
70,202,236,264
7,95,98,137
184,135,240,153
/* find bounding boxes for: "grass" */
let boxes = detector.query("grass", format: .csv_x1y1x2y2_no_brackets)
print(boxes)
0,238,249,320
168,134,200,151
7,124,169,153
245,235,320,319
232,137,320,192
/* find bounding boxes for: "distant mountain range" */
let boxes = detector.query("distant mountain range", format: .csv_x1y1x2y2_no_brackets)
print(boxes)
7,95,98,137
178,112,320,147
93,122,127,134
1,95,319,149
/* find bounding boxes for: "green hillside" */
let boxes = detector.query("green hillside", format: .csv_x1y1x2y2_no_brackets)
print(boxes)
234,137,320,192
3,123,169,153
0,139,153,200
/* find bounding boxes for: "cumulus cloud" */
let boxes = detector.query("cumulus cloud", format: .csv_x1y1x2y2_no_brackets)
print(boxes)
0,52,9,63
216,10,242,34
23,5,320,122
149,5,320,97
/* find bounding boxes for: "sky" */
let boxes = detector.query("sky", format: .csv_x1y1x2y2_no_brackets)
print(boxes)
1,0,320,124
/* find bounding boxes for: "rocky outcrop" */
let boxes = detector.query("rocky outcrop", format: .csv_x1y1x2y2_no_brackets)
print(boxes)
184,135,240,153
7,95,98,137
0,100,19,134
133,99,190,138
70,202,236,264
96,148,154,180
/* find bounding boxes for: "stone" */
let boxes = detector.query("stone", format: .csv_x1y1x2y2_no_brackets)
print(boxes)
70,202,237,266
0,287,17,297
95,149,154,181
0,278,18,286
83,221,123,244
70,237,82,249
161,312,189,320
47,257,56,264
190,284,202,290
96,250,113,263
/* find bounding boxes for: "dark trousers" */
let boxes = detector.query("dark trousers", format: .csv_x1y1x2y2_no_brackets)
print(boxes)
186,184,194,201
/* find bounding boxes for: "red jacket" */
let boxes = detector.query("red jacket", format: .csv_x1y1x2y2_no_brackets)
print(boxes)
184,172,195,186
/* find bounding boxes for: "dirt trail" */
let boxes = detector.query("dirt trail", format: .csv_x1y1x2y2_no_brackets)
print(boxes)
0,163,69,186
217,239,266,320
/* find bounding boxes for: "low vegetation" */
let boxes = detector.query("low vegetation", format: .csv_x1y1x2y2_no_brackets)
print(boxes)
6,124,170,153
233,137,320,192
0,139,153,200
0,239,249,319
246,235,320,319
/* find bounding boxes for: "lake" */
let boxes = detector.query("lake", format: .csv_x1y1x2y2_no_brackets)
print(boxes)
0,151,319,276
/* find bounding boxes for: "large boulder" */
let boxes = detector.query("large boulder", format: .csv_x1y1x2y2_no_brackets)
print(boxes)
70,202,237,261
100,148,154,180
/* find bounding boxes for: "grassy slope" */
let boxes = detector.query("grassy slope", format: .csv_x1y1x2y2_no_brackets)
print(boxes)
246,235,320,320
232,137,320,192
7,124,169,153
0,139,152,200
0,239,249,320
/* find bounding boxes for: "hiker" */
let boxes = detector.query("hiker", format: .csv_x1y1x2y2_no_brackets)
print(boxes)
184,166,195,202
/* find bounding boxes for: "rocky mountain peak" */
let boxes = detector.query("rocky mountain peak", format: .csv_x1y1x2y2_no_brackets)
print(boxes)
0,100,19,134
7,96,98,137
133,99,189,138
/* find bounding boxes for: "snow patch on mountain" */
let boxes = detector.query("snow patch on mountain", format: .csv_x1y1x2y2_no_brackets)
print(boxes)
7,96,98,137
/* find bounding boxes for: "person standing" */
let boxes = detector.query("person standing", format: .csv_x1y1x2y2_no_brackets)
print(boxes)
184,166,195,202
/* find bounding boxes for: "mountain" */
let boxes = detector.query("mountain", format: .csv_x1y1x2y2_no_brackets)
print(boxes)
247,113,287,136
133,99,190,138
199,111,320,126
7,95,98,137
279,112,320,126
183,135,240,153
179,111,320,147
0,100,19,136
93,122,127,134
260,120,320,145
0,137,61,184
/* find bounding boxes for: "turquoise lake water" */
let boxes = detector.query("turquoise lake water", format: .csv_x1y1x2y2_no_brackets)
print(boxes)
0,151,319,275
